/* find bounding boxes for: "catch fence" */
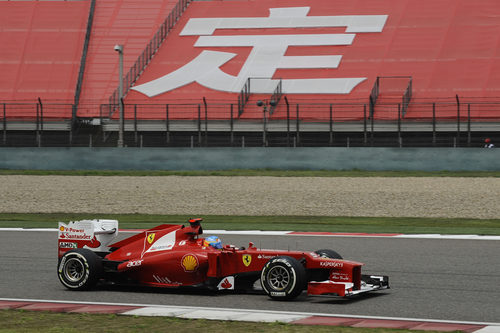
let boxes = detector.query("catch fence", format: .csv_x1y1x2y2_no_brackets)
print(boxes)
2,99,500,147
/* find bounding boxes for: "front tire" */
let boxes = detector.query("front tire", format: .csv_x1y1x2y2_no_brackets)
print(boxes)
58,249,102,290
260,256,306,300
315,249,342,259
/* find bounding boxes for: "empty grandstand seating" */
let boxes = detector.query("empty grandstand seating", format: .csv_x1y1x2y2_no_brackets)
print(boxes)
2,0,500,126
77,0,180,117
123,0,500,122
0,1,89,118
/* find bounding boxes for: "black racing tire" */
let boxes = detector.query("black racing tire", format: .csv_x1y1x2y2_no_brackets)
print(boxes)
58,249,102,290
260,256,306,301
315,249,343,259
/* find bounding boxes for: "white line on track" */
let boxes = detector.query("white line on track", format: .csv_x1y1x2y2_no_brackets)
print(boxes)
1,228,499,240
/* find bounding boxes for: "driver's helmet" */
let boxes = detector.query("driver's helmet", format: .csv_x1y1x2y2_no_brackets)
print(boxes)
203,235,222,249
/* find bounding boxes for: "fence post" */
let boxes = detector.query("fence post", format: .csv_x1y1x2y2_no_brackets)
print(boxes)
467,103,471,147
370,103,374,146
165,104,170,145
203,97,208,146
363,104,367,146
296,104,300,145
456,94,460,147
284,96,290,147
134,104,138,146
36,103,40,146
2,103,6,145
262,103,267,147
329,104,333,146
230,104,234,146
432,103,436,146
197,104,201,146
397,103,401,145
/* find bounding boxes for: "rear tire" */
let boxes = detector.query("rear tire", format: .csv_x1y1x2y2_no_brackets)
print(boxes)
58,249,102,290
315,249,342,259
260,256,306,300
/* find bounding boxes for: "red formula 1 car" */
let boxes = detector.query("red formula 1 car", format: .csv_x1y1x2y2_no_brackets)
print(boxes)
57,218,389,300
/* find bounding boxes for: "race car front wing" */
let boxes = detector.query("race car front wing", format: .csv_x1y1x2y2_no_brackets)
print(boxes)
308,275,389,297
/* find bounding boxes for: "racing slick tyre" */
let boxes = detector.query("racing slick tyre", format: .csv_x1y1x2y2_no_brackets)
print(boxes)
260,256,306,301
315,249,343,259
58,249,103,290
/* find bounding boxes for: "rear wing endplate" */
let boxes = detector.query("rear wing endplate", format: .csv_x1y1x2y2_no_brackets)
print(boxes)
58,219,119,257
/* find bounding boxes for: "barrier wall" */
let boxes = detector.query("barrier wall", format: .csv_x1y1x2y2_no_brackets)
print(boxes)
0,148,499,171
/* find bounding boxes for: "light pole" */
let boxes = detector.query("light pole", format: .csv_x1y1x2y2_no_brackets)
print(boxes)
114,44,124,147
257,100,276,147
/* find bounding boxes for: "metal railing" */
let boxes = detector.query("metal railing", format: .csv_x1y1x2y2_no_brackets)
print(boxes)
269,79,282,115
73,0,96,120
108,0,191,115
401,77,413,116
369,76,380,117
238,77,251,116
3,100,500,147
370,76,413,117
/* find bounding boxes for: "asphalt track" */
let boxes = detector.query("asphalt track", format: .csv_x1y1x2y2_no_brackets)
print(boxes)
1,230,499,323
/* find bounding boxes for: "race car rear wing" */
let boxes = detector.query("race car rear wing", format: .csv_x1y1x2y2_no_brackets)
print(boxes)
58,219,119,258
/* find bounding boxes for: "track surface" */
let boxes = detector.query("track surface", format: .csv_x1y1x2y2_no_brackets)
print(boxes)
1,231,499,323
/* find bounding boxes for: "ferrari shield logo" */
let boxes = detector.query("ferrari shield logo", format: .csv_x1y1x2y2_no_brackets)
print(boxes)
242,254,252,267
147,233,155,244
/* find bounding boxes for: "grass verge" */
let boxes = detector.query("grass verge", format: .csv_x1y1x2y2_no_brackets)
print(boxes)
0,310,450,333
1,213,499,235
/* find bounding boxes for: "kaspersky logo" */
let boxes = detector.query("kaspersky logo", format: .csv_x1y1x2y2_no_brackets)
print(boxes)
132,7,388,97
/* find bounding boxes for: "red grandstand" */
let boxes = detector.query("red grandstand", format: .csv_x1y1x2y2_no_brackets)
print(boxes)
1,0,500,146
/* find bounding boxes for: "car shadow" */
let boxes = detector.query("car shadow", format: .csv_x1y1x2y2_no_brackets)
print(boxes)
91,283,388,302
308,291,390,304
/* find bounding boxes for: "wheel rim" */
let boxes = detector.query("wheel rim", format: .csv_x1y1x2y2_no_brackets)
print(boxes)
64,258,85,282
267,266,290,291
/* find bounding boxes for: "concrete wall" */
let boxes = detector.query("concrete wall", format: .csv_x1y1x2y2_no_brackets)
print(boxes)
0,147,499,171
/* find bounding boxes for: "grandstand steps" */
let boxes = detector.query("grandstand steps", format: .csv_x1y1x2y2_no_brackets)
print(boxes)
371,94,408,120
77,0,180,117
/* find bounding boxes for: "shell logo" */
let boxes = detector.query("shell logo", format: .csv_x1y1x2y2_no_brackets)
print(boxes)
59,226,65,232
181,254,199,272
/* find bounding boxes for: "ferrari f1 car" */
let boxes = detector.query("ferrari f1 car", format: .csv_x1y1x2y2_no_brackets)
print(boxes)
57,218,389,300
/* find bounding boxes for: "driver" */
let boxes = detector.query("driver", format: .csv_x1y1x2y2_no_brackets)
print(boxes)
203,235,222,249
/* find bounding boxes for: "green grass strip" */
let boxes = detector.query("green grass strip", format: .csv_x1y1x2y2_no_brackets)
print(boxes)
1,169,500,177
1,213,499,235
0,309,448,333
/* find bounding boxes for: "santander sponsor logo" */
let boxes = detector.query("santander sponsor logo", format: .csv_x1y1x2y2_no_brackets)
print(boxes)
59,233,92,240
